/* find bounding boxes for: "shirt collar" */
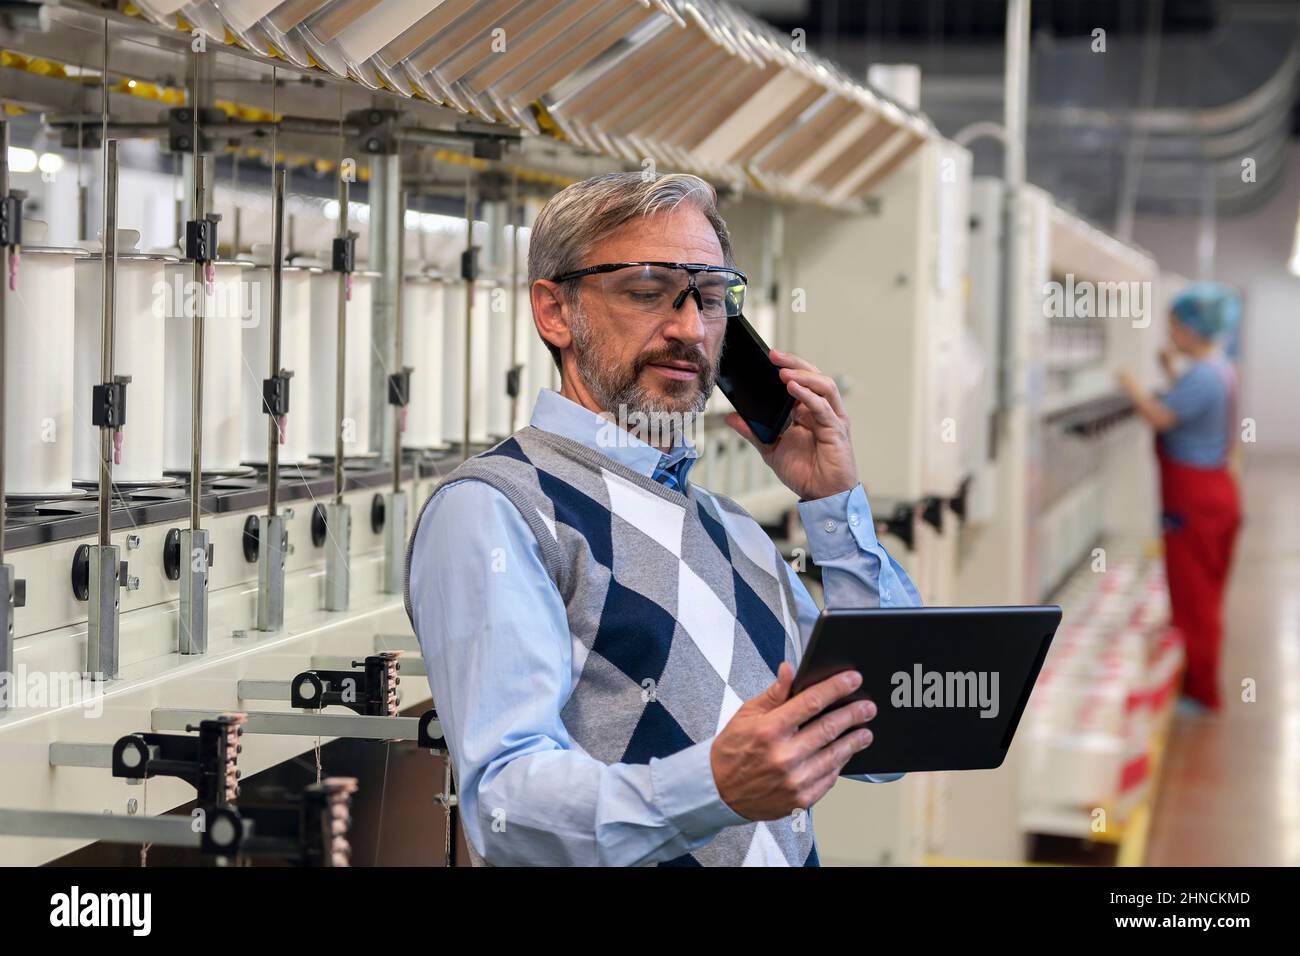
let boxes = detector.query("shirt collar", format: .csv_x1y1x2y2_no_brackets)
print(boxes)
529,389,699,483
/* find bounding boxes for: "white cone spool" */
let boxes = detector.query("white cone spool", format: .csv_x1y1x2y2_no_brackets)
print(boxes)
308,269,374,458
162,260,249,472
240,264,316,465
3,244,79,495
72,250,173,484
401,274,445,449
483,279,514,439
441,279,490,447
522,281,556,419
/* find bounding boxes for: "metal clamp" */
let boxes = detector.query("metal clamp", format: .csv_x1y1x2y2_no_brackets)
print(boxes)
331,232,357,274
291,653,402,716
184,216,220,263
386,367,413,407
0,778,357,866
49,714,245,805
261,368,293,418
90,375,130,431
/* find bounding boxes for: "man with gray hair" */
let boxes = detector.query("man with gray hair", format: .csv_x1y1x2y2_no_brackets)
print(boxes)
406,171,920,866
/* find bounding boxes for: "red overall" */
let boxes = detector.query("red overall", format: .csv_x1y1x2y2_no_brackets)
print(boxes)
1157,364,1241,710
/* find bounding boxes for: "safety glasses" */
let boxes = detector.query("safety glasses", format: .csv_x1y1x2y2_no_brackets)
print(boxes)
551,261,747,323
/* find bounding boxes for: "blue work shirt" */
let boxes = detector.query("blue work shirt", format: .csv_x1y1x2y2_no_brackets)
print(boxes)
408,388,922,866
1159,356,1237,468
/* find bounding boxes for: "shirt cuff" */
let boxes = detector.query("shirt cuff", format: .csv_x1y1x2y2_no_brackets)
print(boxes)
797,483,880,562
649,738,748,840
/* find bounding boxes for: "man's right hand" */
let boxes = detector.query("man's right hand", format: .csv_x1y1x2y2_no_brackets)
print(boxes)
710,662,877,821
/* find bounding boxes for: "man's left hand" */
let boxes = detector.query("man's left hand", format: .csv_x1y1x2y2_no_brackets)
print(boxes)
726,349,859,502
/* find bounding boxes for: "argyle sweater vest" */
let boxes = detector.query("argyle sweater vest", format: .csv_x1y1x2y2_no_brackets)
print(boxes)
405,426,819,867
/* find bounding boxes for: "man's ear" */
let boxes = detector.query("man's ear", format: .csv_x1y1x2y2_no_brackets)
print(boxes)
531,279,572,354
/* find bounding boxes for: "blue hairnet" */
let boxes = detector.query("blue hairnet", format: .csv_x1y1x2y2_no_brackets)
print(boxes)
1170,282,1241,342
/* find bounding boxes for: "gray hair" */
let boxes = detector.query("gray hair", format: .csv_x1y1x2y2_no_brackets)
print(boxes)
528,172,735,370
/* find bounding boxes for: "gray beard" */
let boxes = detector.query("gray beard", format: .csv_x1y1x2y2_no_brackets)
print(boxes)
569,302,715,441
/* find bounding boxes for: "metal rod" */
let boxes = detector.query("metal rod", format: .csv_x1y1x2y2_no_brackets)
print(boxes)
40,117,505,152
0,809,210,848
97,140,119,547
508,171,520,432
100,21,109,160
190,153,206,530
267,168,286,515
153,708,430,741
334,174,349,504
1003,0,1028,192
998,0,1030,418
0,121,9,562
1114,0,1163,242
391,190,407,495
188,46,207,530
172,152,183,250
311,654,427,678
232,152,242,254
462,174,475,461
266,66,281,515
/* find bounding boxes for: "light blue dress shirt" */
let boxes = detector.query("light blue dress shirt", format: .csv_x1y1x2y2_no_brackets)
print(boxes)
408,389,922,866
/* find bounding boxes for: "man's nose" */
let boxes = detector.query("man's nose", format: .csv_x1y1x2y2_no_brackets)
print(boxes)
663,292,707,344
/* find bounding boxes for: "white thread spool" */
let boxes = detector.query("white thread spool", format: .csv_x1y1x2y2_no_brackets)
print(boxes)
441,279,490,447
162,259,251,473
72,242,174,484
240,260,317,465
483,278,514,439
3,242,80,496
401,272,445,449
308,268,374,458
523,282,556,418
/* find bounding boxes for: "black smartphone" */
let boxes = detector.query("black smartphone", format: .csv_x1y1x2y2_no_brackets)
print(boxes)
715,311,796,444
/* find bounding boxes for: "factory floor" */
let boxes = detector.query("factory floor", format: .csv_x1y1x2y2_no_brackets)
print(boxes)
1146,452,1300,866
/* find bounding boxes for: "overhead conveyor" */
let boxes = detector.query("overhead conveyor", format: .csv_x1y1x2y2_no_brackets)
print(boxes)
89,0,935,209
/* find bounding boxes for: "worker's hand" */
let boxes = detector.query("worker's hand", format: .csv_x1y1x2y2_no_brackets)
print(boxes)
710,662,876,822
726,349,859,501
1116,367,1140,398
1159,347,1178,379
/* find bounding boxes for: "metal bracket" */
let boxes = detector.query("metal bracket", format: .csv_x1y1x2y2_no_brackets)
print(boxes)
255,513,288,631
323,501,351,611
178,527,210,655
0,778,357,866
382,490,407,596
184,216,220,263
506,364,523,400
348,108,401,155
90,374,130,429
0,190,22,247
921,496,944,532
49,714,245,805
261,368,293,418
85,543,122,679
331,232,357,274
292,653,401,716
878,504,917,552
238,653,402,717
166,106,225,154
153,707,441,747
386,367,413,407
0,564,24,713
949,477,971,523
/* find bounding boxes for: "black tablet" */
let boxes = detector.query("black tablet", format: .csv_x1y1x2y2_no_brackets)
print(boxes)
790,606,1061,775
